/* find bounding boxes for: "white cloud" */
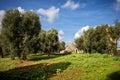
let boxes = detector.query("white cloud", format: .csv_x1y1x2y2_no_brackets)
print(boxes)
17,7,25,13
116,0,120,11
59,30,64,35
62,0,79,10
30,9,34,12
58,30,64,41
37,6,60,23
0,22,2,31
17,7,35,13
59,36,64,41
0,10,5,21
75,25,89,39
0,10,5,31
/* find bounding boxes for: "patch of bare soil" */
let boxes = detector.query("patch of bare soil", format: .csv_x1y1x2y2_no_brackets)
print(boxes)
18,60,60,67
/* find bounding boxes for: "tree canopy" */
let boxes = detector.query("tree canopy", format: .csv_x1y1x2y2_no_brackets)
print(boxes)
75,22,120,55
0,9,41,60
0,9,62,60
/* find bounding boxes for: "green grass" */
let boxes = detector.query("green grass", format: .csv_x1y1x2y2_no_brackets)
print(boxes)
0,58,18,71
0,53,120,80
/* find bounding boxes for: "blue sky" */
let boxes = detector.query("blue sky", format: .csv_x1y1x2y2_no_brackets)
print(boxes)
0,0,120,44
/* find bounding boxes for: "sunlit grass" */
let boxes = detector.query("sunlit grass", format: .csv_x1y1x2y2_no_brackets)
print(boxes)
0,53,120,80
0,58,18,71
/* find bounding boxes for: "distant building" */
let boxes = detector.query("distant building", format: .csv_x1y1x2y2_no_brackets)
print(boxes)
65,42,83,53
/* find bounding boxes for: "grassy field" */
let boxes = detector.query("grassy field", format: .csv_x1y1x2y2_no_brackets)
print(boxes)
0,53,120,80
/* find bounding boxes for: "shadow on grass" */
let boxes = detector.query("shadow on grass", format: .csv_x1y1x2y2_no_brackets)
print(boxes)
0,62,71,80
106,71,120,80
29,53,70,61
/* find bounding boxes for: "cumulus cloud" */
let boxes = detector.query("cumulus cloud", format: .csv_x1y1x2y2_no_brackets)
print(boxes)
74,25,89,39
0,10,5,30
17,7,35,13
37,6,60,23
0,22,2,31
0,10,5,21
59,30,64,35
62,0,79,10
17,7,25,13
116,0,120,11
58,30,64,41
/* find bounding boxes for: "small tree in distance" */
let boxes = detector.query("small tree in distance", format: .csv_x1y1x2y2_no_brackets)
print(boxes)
59,41,65,51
